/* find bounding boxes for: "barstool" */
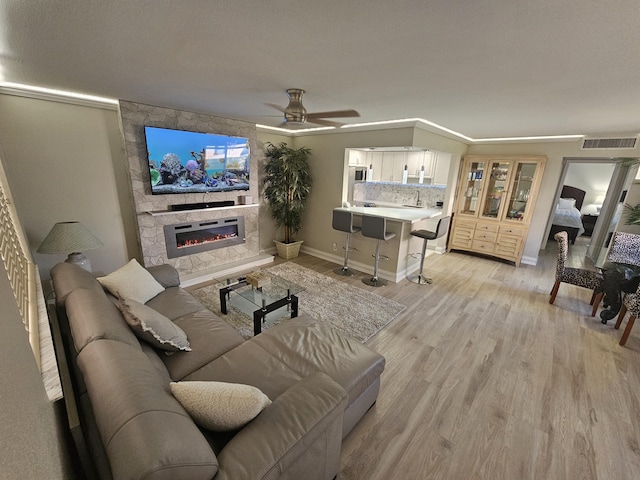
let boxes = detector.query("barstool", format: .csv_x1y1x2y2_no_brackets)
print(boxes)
332,210,361,276
361,215,396,287
407,216,450,285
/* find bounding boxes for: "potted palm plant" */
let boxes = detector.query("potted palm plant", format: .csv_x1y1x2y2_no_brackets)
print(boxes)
263,142,313,259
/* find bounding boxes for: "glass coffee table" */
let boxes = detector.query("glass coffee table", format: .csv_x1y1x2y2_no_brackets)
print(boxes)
217,271,304,335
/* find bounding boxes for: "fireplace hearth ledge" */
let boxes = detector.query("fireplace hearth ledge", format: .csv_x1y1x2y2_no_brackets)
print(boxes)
179,253,274,288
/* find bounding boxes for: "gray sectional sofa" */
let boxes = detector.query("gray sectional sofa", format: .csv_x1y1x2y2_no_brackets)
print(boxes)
50,261,385,480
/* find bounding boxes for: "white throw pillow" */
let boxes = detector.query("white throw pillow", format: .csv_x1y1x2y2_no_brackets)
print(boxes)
558,197,576,209
170,381,272,431
117,296,191,352
97,259,165,303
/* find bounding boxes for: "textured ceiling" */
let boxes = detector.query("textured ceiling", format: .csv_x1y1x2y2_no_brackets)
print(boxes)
1,0,640,139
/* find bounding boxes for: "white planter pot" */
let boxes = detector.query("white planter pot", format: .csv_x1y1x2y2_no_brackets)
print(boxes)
274,240,303,259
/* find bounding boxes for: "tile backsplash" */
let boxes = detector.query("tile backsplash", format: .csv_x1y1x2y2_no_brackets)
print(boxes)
353,182,445,207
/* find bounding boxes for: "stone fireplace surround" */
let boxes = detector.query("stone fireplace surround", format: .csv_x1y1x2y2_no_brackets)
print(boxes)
119,101,268,282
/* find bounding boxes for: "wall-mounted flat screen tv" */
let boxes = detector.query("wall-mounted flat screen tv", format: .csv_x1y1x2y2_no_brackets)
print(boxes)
144,126,250,194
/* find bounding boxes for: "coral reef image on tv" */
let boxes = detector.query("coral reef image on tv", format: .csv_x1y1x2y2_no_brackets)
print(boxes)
144,126,250,194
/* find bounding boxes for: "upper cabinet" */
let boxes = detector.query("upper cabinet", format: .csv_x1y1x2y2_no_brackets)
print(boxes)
348,150,367,166
353,149,443,184
449,155,546,266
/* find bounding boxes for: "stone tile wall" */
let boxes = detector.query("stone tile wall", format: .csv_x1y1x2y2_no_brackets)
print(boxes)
353,182,446,207
119,101,261,276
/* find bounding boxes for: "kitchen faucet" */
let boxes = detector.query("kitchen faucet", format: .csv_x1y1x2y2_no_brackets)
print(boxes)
416,191,422,206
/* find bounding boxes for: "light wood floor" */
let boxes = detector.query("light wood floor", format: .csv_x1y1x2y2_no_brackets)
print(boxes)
280,236,640,480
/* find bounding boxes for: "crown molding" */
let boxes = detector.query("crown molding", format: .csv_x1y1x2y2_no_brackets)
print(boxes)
0,84,118,110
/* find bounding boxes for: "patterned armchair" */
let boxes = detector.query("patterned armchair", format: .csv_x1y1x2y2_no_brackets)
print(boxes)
549,231,603,306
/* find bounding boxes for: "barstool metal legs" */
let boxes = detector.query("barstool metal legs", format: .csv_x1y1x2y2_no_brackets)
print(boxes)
363,240,388,287
334,232,358,276
407,238,432,284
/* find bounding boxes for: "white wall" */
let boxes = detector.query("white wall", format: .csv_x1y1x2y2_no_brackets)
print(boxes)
0,94,137,278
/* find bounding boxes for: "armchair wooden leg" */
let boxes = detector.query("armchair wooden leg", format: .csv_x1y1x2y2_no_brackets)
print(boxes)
591,292,603,317
619,314,636,346
549,281,560,304
614,304,628,330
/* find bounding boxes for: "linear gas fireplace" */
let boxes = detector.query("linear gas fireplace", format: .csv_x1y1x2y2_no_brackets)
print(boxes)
164,216,245,259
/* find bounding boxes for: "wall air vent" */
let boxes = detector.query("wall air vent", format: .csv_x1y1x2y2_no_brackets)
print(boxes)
581,137,637,150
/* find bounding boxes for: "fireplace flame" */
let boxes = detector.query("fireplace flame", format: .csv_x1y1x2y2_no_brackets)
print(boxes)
177,232,238,249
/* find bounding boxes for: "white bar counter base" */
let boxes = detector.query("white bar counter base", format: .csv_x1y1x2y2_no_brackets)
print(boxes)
333,206,443,283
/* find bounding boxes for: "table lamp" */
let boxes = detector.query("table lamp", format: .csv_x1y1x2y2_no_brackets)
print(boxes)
37,221,103,272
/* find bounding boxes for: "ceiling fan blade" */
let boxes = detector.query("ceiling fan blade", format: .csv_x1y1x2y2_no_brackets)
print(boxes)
306,109,360,119
266,103,287,113
307,118,344,128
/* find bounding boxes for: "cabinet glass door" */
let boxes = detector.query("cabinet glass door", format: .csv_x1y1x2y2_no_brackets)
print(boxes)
505,162,537,221
459,160,486,215
481,161,511,219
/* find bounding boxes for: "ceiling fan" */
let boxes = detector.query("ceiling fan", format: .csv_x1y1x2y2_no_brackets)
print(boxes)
267,88,360,128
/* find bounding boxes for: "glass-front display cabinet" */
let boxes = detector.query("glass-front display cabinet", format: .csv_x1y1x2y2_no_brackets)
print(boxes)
459,158,486,216
505,162,538,221
450,155,546,266
480,161,511,219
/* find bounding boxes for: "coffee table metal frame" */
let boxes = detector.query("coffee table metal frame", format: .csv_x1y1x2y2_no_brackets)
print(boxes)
219,279,299,335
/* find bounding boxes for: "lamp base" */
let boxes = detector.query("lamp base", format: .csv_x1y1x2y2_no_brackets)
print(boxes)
65,252,92,272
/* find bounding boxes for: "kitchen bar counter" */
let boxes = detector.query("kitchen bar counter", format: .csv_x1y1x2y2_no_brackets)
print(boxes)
332,206,443,283
334,206,441,224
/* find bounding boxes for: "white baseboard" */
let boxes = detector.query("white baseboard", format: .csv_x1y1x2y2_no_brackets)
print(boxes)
180,253,274,287
301,245,440,283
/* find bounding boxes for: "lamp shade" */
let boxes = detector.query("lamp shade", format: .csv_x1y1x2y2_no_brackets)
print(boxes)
37,222,103,254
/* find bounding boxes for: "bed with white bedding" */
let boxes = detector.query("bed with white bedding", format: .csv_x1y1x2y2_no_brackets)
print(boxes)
548,185,586,244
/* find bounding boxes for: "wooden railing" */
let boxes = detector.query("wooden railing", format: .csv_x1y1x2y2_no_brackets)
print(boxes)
0,157,42,368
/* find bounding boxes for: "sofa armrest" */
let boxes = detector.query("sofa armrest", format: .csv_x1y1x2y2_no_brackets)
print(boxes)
215,371,347,480
147,264,181,288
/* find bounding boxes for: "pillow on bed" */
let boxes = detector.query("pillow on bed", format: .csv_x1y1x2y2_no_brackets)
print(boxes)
558,198,576,209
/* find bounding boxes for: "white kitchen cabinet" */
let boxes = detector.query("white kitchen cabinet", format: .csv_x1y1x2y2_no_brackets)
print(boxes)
406,151,423,178
432,152,450,185
348,150,366,166
369,151,383,181
393,152,407,182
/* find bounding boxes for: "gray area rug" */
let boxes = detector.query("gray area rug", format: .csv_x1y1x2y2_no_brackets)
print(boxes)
191,262,406,343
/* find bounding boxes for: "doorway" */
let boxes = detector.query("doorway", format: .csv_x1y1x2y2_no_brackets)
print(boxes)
546,157,636,266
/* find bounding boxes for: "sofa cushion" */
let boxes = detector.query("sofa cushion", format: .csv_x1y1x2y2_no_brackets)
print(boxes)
147,263,181,288
65,288,141,354
51,262,105,307
78,339,218,480
145,287,208,321
170,381,272,431
161,310,246,381
97,259,165,304
184,316,385,407
253,317,386,406
117,296,191,352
